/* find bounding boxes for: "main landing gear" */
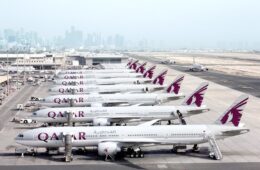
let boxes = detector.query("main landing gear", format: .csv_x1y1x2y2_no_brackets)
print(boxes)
126,147,144,158
192,144,199,152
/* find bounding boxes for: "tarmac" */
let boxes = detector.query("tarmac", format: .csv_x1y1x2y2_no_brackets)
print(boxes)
134,54,260,98
0,58,260,170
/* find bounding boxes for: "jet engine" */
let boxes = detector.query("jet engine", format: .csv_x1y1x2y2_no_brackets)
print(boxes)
98,142,121,157
93,118,111,126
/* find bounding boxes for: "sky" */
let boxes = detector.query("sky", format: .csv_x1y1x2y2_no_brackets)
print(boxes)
0,0,260,49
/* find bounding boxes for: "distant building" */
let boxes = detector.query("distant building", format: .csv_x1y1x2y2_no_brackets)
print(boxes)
85,53,128,65
0,53,65,69
66,53,127,66
64,26,83,48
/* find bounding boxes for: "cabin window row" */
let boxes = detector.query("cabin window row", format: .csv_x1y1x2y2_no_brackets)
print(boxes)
128,134,157,137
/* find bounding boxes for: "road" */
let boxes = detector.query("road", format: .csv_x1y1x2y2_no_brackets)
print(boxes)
1,162,260,170
0,84,41,131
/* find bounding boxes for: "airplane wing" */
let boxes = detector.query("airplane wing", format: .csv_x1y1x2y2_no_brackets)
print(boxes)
100,138,160,146
102,101,130,107
99,91,122,94
138,119,161,126
90,103,103,107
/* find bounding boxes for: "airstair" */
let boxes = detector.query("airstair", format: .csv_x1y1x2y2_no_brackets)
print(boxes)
207,135,223,160
176,110,187,125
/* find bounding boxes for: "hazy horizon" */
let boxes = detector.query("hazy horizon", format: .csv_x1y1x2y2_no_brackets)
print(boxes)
0,0,260,49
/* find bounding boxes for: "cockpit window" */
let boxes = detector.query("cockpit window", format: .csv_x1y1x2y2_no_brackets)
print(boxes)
33,112,37,115
18,134,24,138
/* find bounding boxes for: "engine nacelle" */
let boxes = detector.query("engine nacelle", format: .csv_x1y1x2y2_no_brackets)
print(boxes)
98,142,121,156
93,118,111,126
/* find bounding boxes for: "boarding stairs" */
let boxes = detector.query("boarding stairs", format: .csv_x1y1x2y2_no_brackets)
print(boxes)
207,134,223,160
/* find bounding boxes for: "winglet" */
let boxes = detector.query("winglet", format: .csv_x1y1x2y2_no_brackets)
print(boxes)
215,95,249,127
152,69,168,85
143,65,156,79
181,82,209,107
136,62,147,73
129,60,139,69
138,119,161,126
166,74,185,94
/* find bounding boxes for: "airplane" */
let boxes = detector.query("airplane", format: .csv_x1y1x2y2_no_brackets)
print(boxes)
31,82,209,126
160,59,176,65
56,72,144,79
189,57,208,72
49,69,168,94
128,60,139,69
58,69,135,75
41,75,187,107
53,65,156,86
135,62,147,73
16,94,249,160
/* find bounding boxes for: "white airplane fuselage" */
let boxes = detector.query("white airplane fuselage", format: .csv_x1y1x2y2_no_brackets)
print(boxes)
58,69,135,74
49,84,164,94
15,125,248,148
54,78,151,86
31,105,208,123
58,73,143,79
42,93,184,107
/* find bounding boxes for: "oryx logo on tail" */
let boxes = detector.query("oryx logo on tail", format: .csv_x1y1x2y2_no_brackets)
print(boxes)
136,62,147,73
152,69,167,85
182,82,209,107
217,95,249,127
166,74,184,94
129,60,139,69
143,65,156,79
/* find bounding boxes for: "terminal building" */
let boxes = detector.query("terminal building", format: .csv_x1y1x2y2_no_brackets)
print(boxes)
0,52,128,69
0,53,65,69
85,53,128,65
66,53,128,66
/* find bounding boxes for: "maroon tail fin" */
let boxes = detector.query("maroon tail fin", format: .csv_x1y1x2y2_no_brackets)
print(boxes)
181,82,209,107
129,60,139,69
215,95,249,127
136,62,147,73
152,69,168,85
143,65,156,79
166,74,185,94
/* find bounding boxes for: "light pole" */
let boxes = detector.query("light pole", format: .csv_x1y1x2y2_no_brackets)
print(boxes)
16,51,18,90
6,50,9,96
23,56,26,85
